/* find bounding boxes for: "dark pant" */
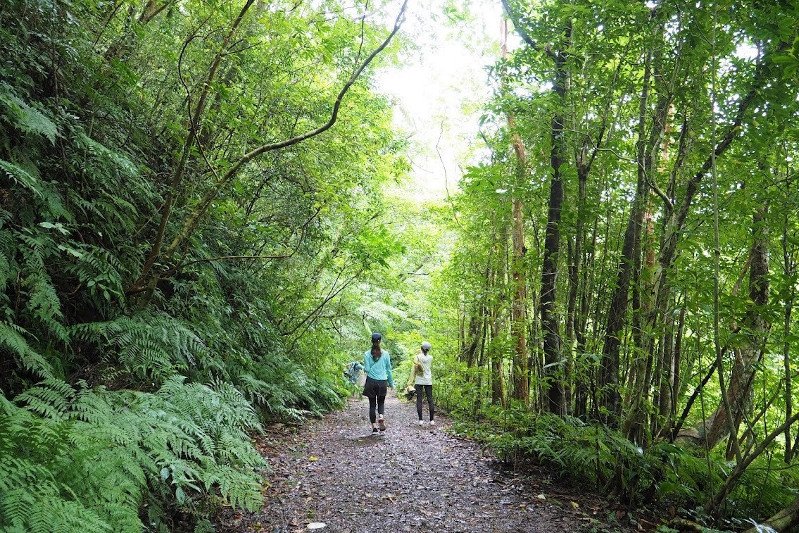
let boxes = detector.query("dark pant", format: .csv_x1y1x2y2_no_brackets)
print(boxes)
363,377,387,423
368,395,386,424
415,384,434,421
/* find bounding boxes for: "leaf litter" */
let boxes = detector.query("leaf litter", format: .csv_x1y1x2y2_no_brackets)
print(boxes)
214,395,647,532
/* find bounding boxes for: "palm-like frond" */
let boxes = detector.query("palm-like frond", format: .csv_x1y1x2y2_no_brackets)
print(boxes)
0,377,266,532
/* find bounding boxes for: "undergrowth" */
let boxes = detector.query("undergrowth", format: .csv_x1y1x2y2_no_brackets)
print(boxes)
0,377,266,532
451,406,797,530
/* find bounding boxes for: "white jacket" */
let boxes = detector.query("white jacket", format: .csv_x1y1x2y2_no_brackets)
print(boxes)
413,352,433,386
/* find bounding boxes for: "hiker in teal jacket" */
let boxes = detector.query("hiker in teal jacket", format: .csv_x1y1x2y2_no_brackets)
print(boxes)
362,332,394,434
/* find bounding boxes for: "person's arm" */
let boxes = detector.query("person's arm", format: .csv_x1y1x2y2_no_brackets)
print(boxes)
386,353,395,388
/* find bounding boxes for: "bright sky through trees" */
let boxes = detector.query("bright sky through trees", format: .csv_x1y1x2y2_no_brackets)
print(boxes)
376,0,507,200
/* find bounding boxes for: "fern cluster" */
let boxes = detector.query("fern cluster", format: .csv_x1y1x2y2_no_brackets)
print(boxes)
724,451,798,523
0,377,265,532
456,409,714,506
71,312,209,383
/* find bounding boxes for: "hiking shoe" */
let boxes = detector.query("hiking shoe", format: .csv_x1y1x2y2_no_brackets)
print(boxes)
418,420,425,426
372,427,379,434
429,420,435,426
378,418,386,432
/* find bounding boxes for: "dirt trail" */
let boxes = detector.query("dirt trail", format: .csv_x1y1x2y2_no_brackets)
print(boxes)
215,394,635,532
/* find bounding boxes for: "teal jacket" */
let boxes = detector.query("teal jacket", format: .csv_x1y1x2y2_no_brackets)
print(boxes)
363,350,395,388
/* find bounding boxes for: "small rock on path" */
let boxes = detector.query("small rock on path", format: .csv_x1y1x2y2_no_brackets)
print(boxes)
215,394,634,532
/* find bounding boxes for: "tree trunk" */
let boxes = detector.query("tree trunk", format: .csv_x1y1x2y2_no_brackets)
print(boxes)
462,310,483,368
540,25,570,415
600,42,653,424
565,147,590,416
500,18,530,404
702,204,769,450
565,238,577,413
511,193,528,402
782,191,796,462
492,213,509,408
574,207,598,418
744,495,799,533
490,287,507,407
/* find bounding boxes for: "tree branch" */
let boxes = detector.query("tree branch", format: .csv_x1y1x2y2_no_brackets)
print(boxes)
706,410,799,515
162,0,409,262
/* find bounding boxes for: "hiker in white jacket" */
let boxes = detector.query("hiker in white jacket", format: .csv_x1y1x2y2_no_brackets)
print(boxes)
412,341,435,425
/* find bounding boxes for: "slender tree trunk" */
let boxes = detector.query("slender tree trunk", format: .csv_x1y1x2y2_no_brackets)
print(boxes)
565,238,577,412
540,24,570,415
492,215,509,408
510,193,528,402
574,208,598,418
656,304,684,440
462,309,483,368
490,286,507,408
501,19,529,403
601,42,653,424
653,305,674,437
565,154,589,415
782,180,796,462
702,204,769,450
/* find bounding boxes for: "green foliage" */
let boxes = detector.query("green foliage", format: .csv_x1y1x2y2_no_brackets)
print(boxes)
0,321,54,381
0,377,265,532
646,442,724,508
725,452,799,523
1,0,410,529
229,353,343,422
72,312,208,382
455,410,729,508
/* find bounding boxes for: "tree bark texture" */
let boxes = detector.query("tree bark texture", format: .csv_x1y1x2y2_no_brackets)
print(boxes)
511,193,528,402
540,26,569,415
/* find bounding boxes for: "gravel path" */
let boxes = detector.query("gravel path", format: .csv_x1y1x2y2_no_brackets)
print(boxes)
215,394,635,532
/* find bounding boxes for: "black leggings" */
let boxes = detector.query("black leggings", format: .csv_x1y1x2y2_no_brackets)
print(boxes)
415,384,434,421
368,394,386,423
363,377,388,423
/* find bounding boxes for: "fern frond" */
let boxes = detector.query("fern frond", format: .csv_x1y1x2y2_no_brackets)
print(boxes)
63,244,125,305
17,232,69,342
15,378,76,420
0,83,58,143
0,321,54,379
0,227,15,292
0,159,43,197
71,313,208,381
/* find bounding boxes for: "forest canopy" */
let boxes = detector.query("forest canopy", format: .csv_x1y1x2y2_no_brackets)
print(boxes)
2,0,799,531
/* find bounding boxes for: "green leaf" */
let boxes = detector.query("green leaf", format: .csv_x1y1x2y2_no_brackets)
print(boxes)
0,84,58,144
0,159,42,197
